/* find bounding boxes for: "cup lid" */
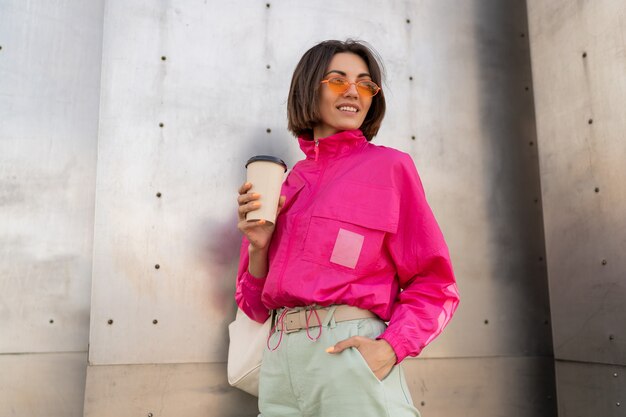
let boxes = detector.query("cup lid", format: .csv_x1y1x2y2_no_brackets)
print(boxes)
245,155,288,172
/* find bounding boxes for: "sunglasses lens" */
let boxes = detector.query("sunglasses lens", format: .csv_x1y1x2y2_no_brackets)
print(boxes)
327,77,349,93
323,78,380,97
357,81,379,97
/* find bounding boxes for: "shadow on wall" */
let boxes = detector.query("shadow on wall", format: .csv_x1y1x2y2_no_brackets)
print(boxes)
473,0,557,413
194,128,296,358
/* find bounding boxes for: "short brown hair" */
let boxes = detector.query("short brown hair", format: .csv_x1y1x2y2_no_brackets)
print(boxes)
287,39,386,141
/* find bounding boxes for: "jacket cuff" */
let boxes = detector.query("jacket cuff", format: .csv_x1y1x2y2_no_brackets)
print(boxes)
242,270,267,292
377,331,414,364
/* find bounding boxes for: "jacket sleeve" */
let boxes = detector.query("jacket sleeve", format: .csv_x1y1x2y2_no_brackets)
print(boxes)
377,153,460,363
234,236,271,323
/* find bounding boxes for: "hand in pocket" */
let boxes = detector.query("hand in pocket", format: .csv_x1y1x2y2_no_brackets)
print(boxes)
326,336,397,381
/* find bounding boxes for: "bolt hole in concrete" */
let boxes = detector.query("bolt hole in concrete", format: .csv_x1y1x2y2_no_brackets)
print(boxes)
155,264,160,269
108,319,113,325
153,319,158,325
161,56,166,61
156,192,162,198
266,128,271,133
49,319,54,324
159,122,164,128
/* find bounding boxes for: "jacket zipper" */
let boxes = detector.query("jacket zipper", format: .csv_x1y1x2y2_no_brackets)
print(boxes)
314,138,320,162
276,139,327,295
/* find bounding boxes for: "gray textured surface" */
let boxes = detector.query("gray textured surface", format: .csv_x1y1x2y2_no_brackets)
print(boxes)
0,0,103,354
0,2,103,416
527,0,626,369
0,352,88,417
88,0,549,366
84,362,258,417
527,0,626,415
554,361,625,417
0,0,565,416
404,357,557,417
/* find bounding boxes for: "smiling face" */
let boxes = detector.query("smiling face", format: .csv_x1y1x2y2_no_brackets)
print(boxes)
313,52,374,140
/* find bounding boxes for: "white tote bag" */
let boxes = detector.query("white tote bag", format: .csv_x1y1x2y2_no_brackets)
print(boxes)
227,308,271,397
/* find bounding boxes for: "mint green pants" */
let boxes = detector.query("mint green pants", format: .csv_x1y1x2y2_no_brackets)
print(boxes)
258,309,421,417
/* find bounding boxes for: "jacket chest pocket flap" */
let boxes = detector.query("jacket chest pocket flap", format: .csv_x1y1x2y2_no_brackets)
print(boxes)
302,181,400,273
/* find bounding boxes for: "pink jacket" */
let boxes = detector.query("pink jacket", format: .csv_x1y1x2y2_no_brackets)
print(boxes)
236,129,459,363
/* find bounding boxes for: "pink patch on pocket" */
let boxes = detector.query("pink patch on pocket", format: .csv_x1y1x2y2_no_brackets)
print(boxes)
330,228,364,269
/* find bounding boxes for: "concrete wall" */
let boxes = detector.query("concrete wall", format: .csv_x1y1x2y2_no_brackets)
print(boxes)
527,0,626,415
0,1,566,416
84,1,555,415
0,1,105,416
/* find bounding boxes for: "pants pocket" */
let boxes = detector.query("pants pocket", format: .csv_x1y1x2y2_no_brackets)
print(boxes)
350,318,396,383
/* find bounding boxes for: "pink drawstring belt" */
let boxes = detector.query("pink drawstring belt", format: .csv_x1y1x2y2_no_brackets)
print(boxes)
266,304,377,351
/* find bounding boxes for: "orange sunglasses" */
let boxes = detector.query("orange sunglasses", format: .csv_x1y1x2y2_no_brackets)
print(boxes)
320,77,381,97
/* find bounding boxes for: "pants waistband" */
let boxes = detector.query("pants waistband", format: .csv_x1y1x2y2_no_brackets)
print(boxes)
274,305,377,334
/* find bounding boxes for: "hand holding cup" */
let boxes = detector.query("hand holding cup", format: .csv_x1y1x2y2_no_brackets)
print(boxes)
237,155,288,251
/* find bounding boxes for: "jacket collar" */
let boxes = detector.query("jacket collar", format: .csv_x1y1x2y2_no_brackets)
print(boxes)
298,129,367,161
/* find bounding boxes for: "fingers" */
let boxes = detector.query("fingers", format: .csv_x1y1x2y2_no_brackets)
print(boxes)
238,199,261,220
237,181,260,205
238,182,252,195
326,336,362,354
238,218,266,229
237,182,262,221
237,191,261,206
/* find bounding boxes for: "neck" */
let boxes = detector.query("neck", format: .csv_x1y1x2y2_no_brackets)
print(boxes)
313,126,339,141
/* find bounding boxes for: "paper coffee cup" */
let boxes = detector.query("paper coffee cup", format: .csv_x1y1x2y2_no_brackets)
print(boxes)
245,155,288,225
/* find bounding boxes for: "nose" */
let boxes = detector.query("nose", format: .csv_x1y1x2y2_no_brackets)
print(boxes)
343,82,359,98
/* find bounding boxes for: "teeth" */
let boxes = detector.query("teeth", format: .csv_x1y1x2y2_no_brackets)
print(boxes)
338,106,358,113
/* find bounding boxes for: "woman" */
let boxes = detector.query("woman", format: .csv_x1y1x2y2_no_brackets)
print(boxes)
236,39,459,417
